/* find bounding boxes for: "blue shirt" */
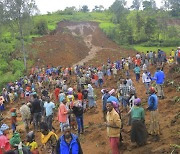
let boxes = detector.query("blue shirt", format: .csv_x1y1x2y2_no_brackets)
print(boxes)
147,94,158,111
58,134,80,154
153,70,165,84
44,102,55,116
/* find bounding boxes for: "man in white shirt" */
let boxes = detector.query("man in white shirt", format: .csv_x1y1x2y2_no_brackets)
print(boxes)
142,70,152,94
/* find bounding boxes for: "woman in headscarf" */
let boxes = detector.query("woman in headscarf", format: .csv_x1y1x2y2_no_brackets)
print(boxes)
0,124,11,154
8,132,31,154
87,84,96,108
130,98,147,146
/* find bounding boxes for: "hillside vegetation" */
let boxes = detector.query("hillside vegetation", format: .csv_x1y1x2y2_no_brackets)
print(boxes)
0,0,180,89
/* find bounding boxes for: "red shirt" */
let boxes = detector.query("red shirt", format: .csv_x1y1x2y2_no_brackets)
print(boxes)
94,74,98,81
77,92,83,100
54,88,60,100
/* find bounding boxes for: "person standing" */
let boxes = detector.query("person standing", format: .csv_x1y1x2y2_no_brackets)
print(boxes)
72,94,84,135
152,67,165,99
129,98,147,146
133,65,141,82
97,70,104,87
101,89,110,122
87,84,96,108
10,108,17,133
142,70,152,94
58,100,69,132
54,86,60,102
106,102,122,154
147,87,160,141
44,96,55,131
56,124,83,154
31,94,42,130
20,102,31,133
0,124,11,154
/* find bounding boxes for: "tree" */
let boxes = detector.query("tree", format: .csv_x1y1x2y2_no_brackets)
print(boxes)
93,5,104,12
64,6,77,15
144,17,157,39
81,5,89,13
35,19,48,35
168,0,180,16
161,0,171,10
142,0,156,10
131,0,142,10
2,0,38,70
109,0,129,23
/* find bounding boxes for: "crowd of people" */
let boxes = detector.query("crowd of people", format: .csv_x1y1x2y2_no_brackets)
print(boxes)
0,47,179,154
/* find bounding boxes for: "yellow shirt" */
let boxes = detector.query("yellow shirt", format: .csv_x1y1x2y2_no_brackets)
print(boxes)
171,51,175,57
168,58,174,64
106,108,121,137
26,141,38,151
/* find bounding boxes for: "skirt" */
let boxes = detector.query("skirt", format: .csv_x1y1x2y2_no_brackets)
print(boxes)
131,120,147,145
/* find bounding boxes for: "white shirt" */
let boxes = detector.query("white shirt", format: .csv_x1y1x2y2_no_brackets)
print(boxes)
142,73,151,83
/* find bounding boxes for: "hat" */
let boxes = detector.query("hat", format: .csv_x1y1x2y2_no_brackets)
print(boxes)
109,89,115,95
10,132,21,146
134,98,141,105
0,124,9,132
149,87,156,93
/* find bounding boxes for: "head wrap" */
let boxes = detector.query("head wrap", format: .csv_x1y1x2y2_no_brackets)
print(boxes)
134,98,141,105
88,84,92,88
10,132,21,146
0,124,9,132
149,87,156,93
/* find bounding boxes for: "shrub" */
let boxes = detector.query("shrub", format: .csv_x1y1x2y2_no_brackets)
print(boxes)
35,19,48,35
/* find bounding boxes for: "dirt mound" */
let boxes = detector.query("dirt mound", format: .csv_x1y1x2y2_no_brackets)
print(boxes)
30,21,133,67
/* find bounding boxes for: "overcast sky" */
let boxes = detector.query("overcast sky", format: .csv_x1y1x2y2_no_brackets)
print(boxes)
35,0,162,14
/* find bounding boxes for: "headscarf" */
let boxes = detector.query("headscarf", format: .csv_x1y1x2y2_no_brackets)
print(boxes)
10,132,21,146
149,87,156,93
10,132,23,154
87,84,92,89
0,124,9,132
134,98,141,105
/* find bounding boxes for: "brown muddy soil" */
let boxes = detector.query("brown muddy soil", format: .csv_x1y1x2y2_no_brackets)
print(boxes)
3,21,180,154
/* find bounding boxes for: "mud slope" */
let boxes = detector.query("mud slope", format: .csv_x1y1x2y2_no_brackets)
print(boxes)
10,21,179,154
31,21,132,67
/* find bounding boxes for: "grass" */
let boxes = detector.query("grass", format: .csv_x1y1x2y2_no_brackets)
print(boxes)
133,45,177,54
33,11,113,31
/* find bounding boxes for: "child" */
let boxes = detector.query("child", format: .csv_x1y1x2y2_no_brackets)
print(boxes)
26,131,39,154
10,108,17,133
